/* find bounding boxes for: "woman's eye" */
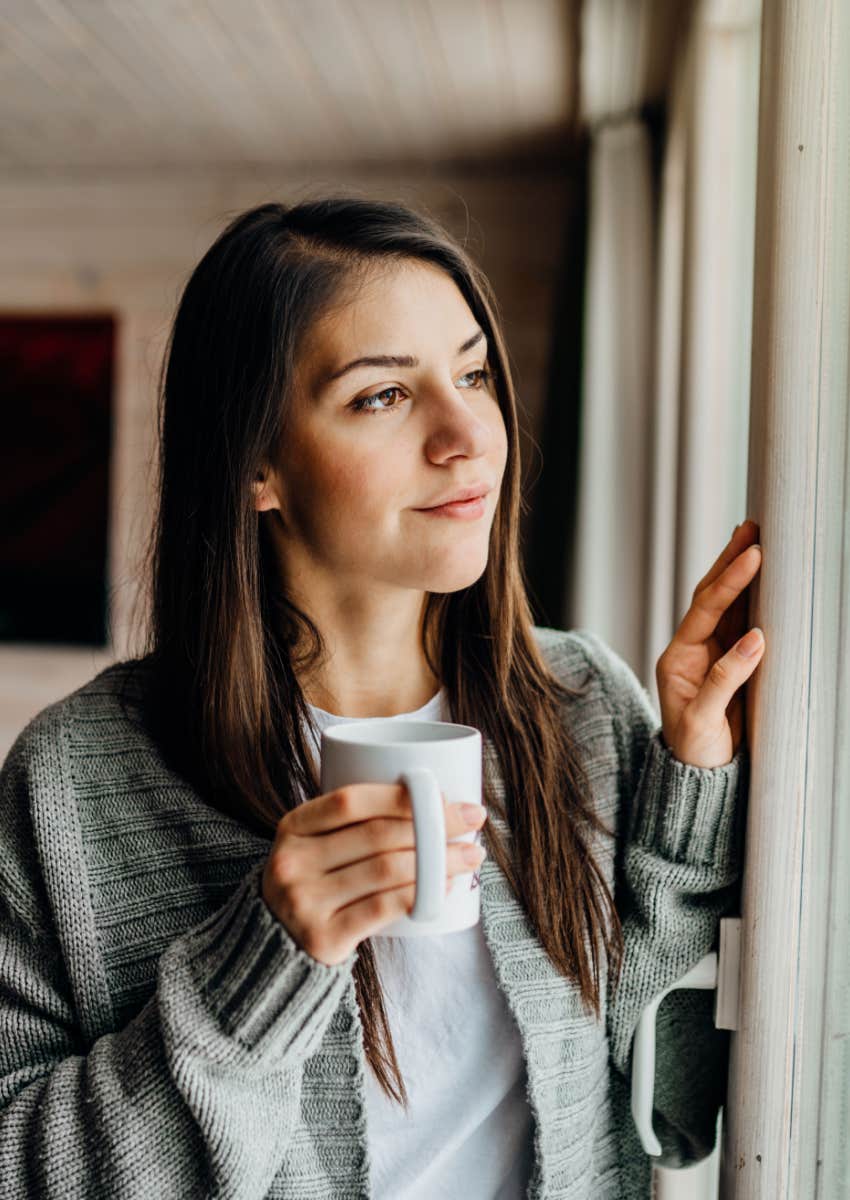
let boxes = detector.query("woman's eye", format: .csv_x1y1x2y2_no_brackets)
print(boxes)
349,367,494,416
350,386,405,415
458,367,493,390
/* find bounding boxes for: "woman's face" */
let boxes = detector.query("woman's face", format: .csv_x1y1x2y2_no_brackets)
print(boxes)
256,259,508,604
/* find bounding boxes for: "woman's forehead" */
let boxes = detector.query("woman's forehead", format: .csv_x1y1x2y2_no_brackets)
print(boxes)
301,261,478,392
328,259,468,334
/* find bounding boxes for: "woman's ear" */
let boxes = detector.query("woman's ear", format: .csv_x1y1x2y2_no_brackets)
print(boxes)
252,470,280,513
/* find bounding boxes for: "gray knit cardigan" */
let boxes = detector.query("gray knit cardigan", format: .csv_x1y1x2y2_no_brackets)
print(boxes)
0,626,746,1199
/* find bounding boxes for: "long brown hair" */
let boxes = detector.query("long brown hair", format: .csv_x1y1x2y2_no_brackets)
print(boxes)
137,195,623,1108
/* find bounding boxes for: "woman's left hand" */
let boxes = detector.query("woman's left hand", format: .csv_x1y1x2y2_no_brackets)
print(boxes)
656,519,765,768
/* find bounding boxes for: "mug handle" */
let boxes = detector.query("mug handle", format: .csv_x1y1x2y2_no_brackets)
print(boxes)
398,767,446,921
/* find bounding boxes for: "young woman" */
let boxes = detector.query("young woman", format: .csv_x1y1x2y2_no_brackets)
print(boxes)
0,197,764,1199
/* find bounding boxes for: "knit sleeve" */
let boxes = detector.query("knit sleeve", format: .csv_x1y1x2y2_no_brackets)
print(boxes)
570,628,747,1168
0,723,357,1200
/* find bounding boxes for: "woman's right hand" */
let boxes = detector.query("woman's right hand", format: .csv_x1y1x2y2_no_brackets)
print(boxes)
260,784,488,966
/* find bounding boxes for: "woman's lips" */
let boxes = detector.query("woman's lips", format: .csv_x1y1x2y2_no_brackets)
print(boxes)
415,495,488,519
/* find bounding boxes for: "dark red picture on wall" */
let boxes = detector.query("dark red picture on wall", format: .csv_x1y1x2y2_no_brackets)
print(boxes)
0,315,115,646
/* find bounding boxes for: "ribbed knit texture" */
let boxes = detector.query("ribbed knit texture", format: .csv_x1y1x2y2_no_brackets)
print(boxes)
0,627,747,1198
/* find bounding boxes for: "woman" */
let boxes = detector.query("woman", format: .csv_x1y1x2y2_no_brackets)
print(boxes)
0,197,764,1199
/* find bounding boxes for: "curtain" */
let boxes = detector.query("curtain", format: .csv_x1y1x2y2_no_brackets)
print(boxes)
569,0,760,713
570,1,762,1196
569,0,660,684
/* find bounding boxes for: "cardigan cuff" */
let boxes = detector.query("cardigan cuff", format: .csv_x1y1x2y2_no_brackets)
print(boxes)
183,859,357,1061
630,731,747,869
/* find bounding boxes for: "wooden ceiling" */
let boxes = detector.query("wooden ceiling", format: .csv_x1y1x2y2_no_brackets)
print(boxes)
0,0,578,172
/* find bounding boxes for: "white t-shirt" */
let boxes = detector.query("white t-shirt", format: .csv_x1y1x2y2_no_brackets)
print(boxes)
303,689,535,1199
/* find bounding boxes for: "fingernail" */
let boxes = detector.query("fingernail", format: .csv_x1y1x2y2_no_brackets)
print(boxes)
462,803,486,825
737,627,764,657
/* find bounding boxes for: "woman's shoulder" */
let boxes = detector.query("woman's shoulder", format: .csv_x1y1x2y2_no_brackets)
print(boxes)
0,657,164,906
535,624,653,700
532,623,635,692
532,624,596,683
1,655,161,809
532,625,658,720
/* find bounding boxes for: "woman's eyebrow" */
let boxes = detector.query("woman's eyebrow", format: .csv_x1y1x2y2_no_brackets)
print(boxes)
317,328,487,390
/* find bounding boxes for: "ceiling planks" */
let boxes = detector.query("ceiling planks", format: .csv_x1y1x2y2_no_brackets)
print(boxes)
0,0,577,171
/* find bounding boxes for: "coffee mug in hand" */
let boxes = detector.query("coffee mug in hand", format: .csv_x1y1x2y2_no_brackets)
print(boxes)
320,720,483,936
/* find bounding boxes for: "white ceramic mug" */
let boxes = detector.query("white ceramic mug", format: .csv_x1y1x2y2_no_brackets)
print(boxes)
320,719,483,936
